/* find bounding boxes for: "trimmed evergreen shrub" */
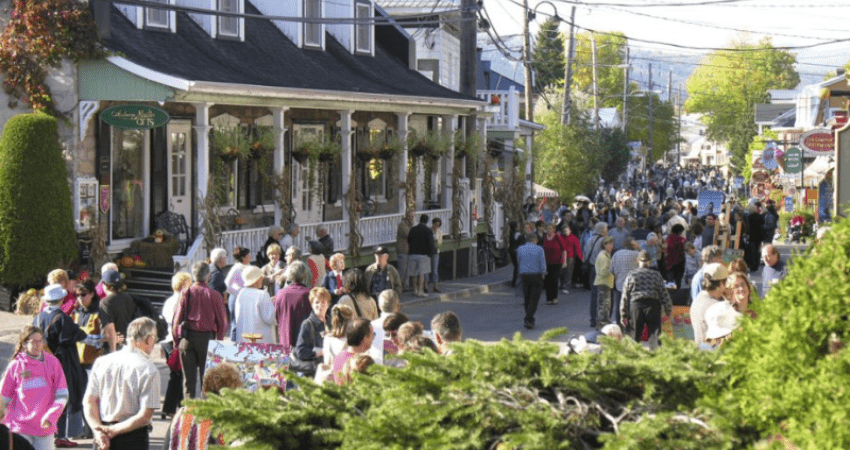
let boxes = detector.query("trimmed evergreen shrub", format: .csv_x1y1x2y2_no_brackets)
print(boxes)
190,330,728,449
0,113,77,286
704,218,850,448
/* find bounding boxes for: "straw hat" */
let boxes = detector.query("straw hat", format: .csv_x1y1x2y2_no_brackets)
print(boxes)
242,266,263,287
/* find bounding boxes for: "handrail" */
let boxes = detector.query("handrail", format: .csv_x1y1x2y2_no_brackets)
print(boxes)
172,234,206,272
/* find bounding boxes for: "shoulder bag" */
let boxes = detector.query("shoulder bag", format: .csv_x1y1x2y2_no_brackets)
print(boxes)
289,319,318,375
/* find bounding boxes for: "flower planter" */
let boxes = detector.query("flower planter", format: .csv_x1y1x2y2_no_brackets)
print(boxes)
219,152,239,162
318,152,335,162
411,144,430,157
379,149,396,160
357,151,375,162
292,148,310,164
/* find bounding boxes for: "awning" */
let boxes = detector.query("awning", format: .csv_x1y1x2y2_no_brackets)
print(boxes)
533,183,558,198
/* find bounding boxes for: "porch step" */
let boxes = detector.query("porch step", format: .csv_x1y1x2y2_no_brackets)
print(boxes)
120,267,174,313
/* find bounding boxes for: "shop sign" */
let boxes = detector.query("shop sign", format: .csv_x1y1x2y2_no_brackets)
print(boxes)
785,147,803,174
100,105,170,129
799,129,834,155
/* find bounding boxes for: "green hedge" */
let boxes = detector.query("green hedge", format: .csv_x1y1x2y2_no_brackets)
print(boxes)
0,113,77,286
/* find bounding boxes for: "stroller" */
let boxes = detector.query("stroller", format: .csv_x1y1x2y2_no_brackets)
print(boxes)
786,216,806,244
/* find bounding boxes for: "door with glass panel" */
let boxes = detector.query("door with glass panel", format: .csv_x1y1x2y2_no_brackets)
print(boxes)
167,121,192,221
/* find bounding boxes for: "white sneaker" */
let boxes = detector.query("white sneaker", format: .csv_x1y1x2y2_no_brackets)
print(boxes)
562,289,570,294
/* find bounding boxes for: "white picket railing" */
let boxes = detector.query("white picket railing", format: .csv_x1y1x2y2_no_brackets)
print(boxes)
477,86,520,130
177,208,462,268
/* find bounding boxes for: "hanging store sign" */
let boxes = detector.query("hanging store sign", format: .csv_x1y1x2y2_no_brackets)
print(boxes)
785,147,803,174
100,105,170,129
799,129,834,155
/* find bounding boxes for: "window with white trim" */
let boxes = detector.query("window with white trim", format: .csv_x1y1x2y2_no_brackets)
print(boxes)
355,2,372,53
146,0,170,28
219,0,240,37
304,0,322,47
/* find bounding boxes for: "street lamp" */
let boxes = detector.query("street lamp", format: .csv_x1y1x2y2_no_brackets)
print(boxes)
522,0,561,124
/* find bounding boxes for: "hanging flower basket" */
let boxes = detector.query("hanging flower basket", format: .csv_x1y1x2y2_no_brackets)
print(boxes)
357,149,376,162
318,151,335,162
411,142,430,157
490,95,501,105
211,126,251,162
292,147,311,164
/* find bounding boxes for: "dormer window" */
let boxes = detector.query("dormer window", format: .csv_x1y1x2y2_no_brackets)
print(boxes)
219,0,240,37
145,0,171,29
355,2,372,54
304,0,322,47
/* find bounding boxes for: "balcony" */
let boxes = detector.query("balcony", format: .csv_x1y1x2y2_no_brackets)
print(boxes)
477,86,520,131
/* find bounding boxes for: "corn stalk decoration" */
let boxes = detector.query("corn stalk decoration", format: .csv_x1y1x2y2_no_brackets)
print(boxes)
481,154,496,235
198,176,225,251
346,173,364,260
273,167,294,233
497,151,528,243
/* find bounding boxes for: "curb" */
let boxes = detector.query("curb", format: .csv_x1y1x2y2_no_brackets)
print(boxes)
401,279,512,308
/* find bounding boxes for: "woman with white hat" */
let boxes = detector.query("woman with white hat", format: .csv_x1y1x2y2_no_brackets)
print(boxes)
701,300,742,350
231,266,276,343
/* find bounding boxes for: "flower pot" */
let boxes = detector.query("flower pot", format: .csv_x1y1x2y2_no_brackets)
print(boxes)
411,144,429,157
292,148,310,164
219,152,239,162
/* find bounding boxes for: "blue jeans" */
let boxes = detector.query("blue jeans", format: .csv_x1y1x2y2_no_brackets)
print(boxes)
430,254,440,284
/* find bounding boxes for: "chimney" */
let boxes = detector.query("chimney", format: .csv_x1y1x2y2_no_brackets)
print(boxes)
90,0,111,39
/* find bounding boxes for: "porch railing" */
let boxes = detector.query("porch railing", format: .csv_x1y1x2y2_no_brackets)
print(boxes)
176,208,462,269
477,86,520,130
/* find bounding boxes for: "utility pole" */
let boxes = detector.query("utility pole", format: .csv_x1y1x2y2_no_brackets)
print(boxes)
459,0,477,98
622,47,629,133
648,63,653,172
522,0,534,123
676,83,682,167
668,70,673,103
561,6,576,125
591,32,599,129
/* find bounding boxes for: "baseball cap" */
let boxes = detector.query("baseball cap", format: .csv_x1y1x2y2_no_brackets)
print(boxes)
374,246,390,256
102,269,121,285
703,263,728,281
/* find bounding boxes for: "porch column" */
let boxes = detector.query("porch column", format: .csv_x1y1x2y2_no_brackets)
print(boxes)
442,114,458,209
339,109,353,220
396,112,411,214
193,102,212,229
273,107,289,225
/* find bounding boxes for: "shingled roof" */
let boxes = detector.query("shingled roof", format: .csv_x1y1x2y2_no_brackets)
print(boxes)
103,1,476,102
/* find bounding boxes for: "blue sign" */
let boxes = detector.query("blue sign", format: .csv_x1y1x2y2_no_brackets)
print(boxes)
733,177,744,189
697,191,724,217
785,196,793,212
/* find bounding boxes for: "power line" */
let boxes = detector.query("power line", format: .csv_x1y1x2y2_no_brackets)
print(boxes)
104,0,477,26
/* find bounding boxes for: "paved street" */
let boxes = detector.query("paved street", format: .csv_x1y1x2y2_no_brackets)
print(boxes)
0,242,806,448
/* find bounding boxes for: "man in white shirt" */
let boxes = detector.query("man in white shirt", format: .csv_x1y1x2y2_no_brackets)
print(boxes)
369,290,400,365
84,317,161,450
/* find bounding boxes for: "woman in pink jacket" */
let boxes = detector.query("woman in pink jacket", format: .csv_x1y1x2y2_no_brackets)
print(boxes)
0,326,69,450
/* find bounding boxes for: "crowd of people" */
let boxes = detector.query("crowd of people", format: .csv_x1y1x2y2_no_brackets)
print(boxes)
514,164,787,350
0,164,796,449
0,212,458,450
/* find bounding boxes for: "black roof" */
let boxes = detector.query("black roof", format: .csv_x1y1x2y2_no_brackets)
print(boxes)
103,1,476,102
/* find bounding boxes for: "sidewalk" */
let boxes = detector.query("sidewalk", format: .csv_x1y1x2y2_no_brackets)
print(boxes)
398,265,513,307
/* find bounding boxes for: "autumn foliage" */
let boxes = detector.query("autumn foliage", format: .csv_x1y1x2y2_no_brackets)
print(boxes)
0,0,103,114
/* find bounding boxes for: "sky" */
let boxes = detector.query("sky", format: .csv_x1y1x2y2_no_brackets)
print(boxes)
482,0,850,86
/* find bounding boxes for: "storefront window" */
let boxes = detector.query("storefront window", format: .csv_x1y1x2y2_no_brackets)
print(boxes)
111,129,147,241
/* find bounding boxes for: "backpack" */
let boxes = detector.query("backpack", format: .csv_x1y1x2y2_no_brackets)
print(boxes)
132,295,169,341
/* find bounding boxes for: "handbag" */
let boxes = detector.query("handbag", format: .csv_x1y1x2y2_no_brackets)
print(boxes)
166,344,182,372
289,320,319,375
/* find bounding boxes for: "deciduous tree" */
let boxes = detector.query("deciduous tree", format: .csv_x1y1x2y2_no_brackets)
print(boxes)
685,38,798,174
